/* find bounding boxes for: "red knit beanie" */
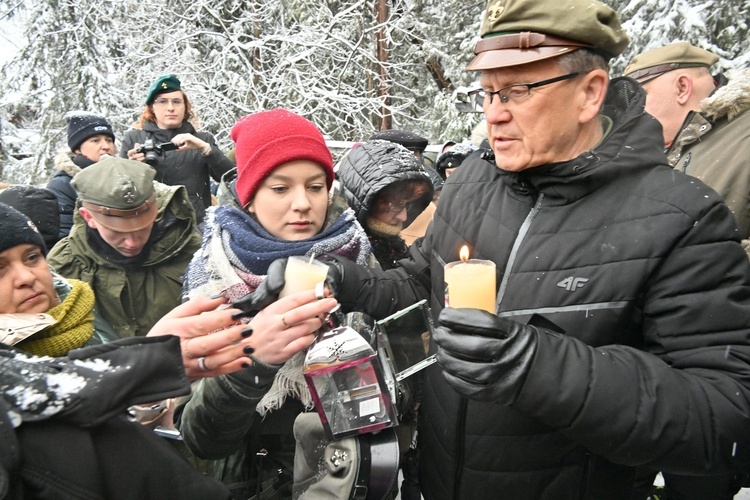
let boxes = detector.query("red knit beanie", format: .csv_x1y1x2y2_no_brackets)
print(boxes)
231,109,334,207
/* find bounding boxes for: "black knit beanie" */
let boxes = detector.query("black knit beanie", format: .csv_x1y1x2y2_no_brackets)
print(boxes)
65,111,115,151
0,203,47,255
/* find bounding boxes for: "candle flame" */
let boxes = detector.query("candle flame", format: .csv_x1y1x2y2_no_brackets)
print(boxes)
459,245,470,262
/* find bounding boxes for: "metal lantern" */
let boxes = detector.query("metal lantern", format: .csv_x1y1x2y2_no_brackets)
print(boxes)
304,324,397,440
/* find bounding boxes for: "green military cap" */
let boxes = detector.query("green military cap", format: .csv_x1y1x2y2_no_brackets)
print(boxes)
71,157,158,232
145,74,181,104
624,42,719,84
466,0,629,71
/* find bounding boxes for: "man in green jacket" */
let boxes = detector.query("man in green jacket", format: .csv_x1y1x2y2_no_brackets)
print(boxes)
47,156,201,338
625,42,750,255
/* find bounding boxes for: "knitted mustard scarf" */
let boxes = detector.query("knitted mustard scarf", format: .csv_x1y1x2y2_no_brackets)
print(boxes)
17,279,95,357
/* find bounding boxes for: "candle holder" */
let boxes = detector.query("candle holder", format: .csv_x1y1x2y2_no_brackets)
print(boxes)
303,324,398,440
303,299,433,440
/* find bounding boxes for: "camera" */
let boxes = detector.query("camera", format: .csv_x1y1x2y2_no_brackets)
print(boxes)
136,139,179,166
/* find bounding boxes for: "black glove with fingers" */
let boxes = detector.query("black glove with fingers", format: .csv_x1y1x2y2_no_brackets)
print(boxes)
232,254,346,319
317,253,346,296
232,258,288,318
434,308,539,405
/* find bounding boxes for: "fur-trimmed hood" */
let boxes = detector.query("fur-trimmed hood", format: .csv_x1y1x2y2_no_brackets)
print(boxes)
701,69,750,122
53,149,81,177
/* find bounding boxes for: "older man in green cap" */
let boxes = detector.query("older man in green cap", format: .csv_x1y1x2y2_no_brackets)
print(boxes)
240,0,750,498
625,42,750,258
47,157,201,339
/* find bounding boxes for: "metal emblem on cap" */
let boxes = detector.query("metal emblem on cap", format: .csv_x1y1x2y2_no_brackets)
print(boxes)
161,82,168,89
123,190,137,205
487,1,505,22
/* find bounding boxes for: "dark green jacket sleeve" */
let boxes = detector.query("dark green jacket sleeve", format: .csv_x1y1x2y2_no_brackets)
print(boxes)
177,360,280,460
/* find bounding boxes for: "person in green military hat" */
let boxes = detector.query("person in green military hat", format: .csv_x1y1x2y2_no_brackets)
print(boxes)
624,40,750,500
47,156,203,340
120,74,234,226
237,1,750,498
624,43,750,259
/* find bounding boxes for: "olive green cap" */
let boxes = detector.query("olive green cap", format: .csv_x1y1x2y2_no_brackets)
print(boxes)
71,157,158,232
466,0,629,71
624,42,719,84
145,74,181,104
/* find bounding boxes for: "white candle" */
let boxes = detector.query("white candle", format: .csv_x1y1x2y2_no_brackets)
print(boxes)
279,255,330,298
444,246,496,313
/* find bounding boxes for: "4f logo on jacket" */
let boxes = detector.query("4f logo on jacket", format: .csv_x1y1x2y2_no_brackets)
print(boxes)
557,277,589,291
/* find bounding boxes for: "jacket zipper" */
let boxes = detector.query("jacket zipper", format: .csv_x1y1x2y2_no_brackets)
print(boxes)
496,193,545,309
452,192,544,498
453,397,469,499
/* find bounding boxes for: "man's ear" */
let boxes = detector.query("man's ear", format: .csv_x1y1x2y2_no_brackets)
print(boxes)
578,69,608,124
675,74,693,105
78,207,98,229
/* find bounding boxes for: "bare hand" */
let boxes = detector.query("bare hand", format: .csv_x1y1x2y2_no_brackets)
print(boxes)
127,143,147,163
245,289,339,366
147,296,253,380
172,133,211,156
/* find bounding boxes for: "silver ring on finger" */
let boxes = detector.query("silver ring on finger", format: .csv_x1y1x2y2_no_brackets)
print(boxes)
315,281,325,300
197,356,210,371
281,314,289,328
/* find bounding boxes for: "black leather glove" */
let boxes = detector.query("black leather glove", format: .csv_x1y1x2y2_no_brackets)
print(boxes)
434,308,539,405
232,257,288,318
317,253,346,296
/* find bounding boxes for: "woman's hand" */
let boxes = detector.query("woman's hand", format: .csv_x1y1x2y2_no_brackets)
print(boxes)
147,295,253,380
246,288,338,366
172,133,211,156
126,143,147,163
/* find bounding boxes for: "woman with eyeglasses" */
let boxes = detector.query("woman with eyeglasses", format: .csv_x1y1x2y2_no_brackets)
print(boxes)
337,140,434,270
120,74,235,224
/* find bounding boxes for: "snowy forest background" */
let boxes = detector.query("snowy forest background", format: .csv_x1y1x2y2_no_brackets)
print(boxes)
1,0,749,184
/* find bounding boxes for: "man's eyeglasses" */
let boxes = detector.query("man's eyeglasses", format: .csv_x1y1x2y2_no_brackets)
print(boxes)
153,98,184,106
469,72,581,106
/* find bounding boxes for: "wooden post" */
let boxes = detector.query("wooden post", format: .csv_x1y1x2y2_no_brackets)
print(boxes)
375,0,392,130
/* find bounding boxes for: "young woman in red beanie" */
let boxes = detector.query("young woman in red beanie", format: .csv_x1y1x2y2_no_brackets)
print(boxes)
178,108,381,499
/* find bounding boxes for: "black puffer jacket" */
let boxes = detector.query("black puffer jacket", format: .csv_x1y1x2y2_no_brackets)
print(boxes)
46,150,93,239
334,78,750,499
120,121,234,223
337,140,433,269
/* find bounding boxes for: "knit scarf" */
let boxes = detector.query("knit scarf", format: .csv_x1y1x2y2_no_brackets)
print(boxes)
184,204,372,415
17,279,95,357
